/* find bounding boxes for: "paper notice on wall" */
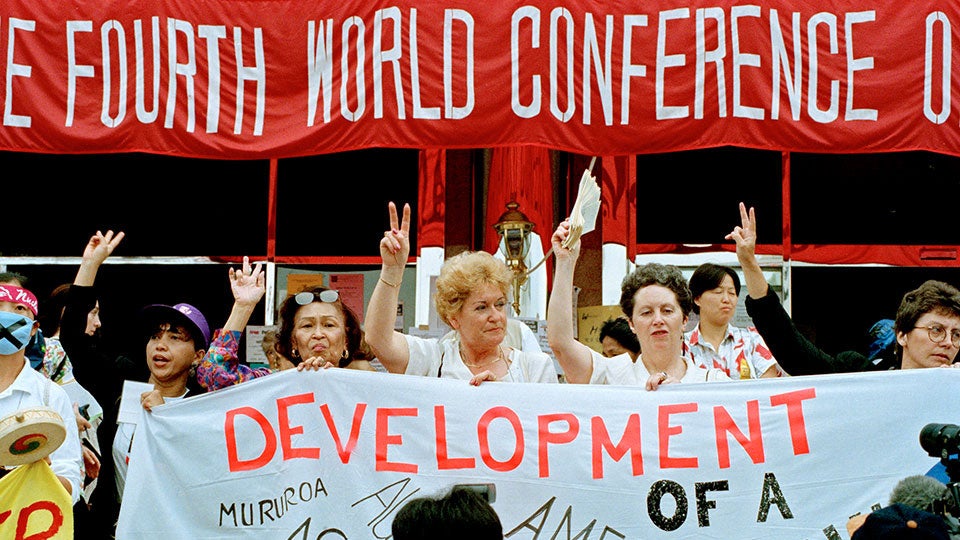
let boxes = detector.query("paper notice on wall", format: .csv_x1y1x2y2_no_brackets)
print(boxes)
286,273,325,296
329,273,365,320
246,325,279,365
577,305,628,354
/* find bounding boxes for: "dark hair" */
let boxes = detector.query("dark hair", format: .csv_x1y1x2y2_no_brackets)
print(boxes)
141,316,205,353
688,263,741,315
275,286,366,368
599,318,640,354
894,280,960,338
0,271,29,287
619,263,693,319
39,283,71,336
392,486,502,540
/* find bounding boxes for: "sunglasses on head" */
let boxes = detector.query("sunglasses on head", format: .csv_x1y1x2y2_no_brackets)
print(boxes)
294,290,340,305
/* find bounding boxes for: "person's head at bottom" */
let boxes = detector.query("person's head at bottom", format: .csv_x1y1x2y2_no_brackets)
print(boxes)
392,485,502,540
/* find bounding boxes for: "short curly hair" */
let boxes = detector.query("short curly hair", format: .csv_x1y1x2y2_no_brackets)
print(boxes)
619,263,693,319
894,280,960,337
435,251,512,326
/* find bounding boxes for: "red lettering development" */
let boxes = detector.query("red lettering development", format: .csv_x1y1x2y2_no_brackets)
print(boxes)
221,388,816,478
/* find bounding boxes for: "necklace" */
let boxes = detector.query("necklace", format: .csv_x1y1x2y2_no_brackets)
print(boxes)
461,345,505,369
641,355,686,380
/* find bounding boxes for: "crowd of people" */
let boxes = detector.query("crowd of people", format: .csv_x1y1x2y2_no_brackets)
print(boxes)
1,200,957,538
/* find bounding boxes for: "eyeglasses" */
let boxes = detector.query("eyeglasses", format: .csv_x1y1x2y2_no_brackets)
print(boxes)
294,290,339,305
913,324,960,347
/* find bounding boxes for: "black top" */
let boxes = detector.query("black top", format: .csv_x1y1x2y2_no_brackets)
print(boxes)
744,287,899,375
60,284,202,537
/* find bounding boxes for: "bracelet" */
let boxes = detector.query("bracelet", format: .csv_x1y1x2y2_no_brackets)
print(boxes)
379,277,401,288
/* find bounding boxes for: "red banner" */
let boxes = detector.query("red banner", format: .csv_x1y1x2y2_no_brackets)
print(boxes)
2,1,959,159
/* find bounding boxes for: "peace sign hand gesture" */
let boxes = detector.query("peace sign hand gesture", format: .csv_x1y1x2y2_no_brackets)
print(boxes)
380,201,411,270
229,256,265,308
725,202,757,263
75,230,125,286
725,202,768,299
82,230,125,268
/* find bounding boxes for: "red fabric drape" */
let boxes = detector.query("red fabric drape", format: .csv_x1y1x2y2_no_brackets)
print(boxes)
418,149,446,249
484,147,554,256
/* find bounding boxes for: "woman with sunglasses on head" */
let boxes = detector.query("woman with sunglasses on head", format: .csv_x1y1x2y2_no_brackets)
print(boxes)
273,287,375,372
365,202,558,385
196,258,347,392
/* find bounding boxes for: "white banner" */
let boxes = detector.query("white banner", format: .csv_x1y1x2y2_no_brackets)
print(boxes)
117,368,959,539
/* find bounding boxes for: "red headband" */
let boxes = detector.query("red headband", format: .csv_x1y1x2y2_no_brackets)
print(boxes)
0,285,38,316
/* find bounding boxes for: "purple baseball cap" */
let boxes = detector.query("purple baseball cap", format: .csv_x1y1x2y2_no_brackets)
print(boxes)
140,303,211,349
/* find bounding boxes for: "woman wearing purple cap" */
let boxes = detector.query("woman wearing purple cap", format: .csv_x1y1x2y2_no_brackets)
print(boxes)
57,230,214,533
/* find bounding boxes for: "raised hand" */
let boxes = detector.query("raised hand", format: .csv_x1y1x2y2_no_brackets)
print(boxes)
726,202,768,298
551,219,579,262
82,230,125,267
76,230,125,286
73,402,92,433
380,202,411,269
228,256,265,308
725,202,757,261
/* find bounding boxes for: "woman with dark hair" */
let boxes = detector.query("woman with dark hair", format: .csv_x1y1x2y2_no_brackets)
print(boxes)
196,258,365,393
599,317,640,360
684,262,782,379
274,285,374,371
548,220,729,390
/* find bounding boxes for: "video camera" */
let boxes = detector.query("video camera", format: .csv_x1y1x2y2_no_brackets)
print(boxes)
920,423,960,537
922,423,960,461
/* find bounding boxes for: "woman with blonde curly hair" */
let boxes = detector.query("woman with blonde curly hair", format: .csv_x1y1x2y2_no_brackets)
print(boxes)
365,202,557,384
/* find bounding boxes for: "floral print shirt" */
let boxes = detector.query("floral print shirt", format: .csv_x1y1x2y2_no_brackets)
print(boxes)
684,324,779,379
196,329,272,391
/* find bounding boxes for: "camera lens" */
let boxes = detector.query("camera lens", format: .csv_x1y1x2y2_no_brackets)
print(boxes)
920,423,960,457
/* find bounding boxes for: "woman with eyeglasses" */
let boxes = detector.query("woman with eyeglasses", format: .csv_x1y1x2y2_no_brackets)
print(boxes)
730,202,960,373
365,202,558,384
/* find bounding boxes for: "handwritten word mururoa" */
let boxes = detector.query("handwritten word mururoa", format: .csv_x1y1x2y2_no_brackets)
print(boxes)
222,388,816,478
219,477,327,528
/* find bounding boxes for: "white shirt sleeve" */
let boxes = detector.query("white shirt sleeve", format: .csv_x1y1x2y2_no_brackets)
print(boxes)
403,334,443,377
